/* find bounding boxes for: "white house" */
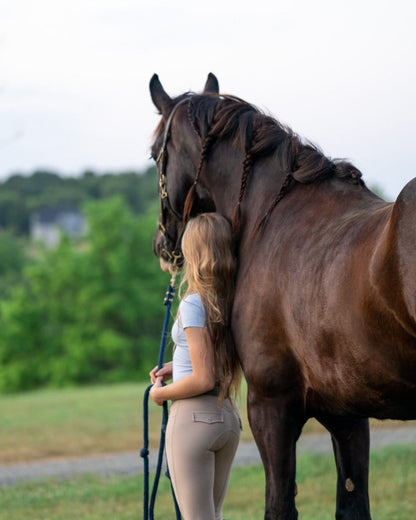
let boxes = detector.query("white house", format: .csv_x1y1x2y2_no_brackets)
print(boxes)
30,207,86,248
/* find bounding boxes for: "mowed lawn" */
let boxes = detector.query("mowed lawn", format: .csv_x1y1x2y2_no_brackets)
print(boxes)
0,382,254,464
1,381,414,464
0,382,415,519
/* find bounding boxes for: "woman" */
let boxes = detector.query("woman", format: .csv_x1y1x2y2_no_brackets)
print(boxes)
149,212,242,520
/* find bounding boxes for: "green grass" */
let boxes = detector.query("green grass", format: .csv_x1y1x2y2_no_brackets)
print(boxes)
0,444,415,519
1,381,415,464
0,383,146,463
0,381,295,463
1,382,415,518
1,382,255,463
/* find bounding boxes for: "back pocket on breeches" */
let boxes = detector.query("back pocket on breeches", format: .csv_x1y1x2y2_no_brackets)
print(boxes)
192,412,224,424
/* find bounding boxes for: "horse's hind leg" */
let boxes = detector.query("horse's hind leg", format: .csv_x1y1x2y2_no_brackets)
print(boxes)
248,386,305,520
317,415,371,520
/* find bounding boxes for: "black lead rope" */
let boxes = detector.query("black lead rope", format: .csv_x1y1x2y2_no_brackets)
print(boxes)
141,275,181,520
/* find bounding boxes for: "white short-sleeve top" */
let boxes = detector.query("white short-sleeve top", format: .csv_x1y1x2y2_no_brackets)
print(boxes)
171,293,206,382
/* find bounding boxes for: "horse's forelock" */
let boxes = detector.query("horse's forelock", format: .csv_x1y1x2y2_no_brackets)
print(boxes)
187,95,222,139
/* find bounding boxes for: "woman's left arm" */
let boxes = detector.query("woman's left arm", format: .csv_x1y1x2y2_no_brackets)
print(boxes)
150,327,216,406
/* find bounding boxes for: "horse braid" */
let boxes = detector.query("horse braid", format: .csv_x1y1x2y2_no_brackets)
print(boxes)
232,152,253,238
183,135,214,223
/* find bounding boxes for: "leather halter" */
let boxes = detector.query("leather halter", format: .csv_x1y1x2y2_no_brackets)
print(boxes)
155,97,191,268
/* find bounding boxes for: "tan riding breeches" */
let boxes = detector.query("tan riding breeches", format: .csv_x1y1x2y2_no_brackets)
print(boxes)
166,394,241,520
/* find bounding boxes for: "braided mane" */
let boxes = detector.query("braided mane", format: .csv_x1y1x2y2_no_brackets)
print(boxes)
180,93,364,234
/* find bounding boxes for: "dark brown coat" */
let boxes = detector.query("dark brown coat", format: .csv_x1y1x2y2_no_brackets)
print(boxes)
150,73,416,520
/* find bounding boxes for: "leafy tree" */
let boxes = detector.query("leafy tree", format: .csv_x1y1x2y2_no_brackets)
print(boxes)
0,191,27,232
0,230,28,297
0,198,171,392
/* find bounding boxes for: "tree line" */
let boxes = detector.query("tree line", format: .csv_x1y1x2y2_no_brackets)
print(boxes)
0,166,157,234
0,168,175,393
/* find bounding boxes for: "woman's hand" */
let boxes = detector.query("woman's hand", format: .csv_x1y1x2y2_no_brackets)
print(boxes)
149,377,166,406
149,361,173,384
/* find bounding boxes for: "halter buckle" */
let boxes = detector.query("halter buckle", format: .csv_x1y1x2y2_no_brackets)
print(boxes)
159,172,168,199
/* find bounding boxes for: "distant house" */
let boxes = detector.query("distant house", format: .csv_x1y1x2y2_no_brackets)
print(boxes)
30,207,86,248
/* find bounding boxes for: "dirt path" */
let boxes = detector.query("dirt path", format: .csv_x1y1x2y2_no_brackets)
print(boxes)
0,426,415,487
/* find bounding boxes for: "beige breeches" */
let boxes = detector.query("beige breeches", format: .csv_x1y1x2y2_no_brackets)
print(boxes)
166,395,241,520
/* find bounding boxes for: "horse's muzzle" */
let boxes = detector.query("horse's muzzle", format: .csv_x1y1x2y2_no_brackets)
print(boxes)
153,229,184,270
152,229,165,259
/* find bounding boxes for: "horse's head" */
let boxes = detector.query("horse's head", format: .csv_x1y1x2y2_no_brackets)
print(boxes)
150,73,365,274
149,73,219,271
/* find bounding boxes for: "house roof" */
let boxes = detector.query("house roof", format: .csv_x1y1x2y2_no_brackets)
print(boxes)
31,206,82,224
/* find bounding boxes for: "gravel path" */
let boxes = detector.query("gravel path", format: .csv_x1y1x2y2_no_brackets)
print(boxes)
0,426,415,487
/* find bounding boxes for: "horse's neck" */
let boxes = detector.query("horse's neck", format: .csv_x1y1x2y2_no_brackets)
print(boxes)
206,153,287,224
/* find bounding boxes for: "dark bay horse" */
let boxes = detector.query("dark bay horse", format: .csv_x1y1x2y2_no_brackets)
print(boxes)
149,73,416,519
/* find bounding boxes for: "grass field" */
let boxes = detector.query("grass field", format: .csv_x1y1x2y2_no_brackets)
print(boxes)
0,444,415,519
1,383,415,518
1,382,414,464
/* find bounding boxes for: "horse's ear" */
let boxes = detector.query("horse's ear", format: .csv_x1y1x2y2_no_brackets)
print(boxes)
203,73,219,94
150,74,172,114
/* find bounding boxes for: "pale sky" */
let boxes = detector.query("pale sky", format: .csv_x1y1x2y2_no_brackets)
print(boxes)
1,0,415,200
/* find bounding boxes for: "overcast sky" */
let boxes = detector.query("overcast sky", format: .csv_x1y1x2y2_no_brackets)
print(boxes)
1,0,415,200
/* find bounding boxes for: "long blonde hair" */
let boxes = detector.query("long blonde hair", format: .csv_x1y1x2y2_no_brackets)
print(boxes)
180,213,241,400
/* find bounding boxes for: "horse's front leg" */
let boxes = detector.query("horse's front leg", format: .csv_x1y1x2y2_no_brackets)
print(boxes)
317,414,371,520
248,385,305,520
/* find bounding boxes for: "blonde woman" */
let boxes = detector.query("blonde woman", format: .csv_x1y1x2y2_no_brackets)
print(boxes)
149,212,242,520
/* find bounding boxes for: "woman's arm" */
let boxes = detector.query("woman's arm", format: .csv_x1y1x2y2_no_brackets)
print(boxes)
150,327,216,406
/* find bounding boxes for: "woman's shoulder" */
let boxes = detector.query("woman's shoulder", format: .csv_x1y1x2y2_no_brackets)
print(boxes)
180,293,204,314
179,293,205,327
182,293,202,307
